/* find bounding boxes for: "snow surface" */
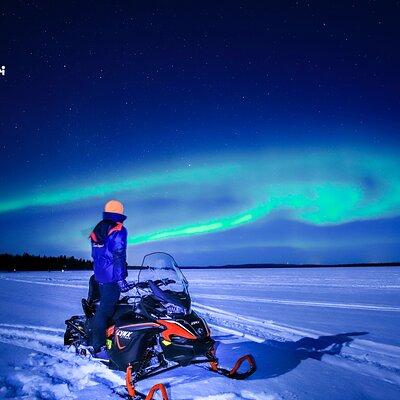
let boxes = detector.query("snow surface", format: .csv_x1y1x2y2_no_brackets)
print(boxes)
0,267,399,399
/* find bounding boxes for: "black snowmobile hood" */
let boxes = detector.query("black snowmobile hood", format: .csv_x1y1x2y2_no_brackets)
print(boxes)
148,280,187,309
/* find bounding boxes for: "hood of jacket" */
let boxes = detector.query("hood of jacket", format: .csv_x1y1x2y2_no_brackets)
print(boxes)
90,212,126,245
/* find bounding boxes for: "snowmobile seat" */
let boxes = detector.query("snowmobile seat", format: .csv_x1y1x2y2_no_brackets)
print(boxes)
110,303,143,325
82,296,135,320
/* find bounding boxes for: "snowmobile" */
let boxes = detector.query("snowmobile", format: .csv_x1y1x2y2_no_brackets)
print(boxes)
64,252,256,400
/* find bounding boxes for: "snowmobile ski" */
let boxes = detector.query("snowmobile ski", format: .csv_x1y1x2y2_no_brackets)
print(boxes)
208,354,257,379
126,365,169,400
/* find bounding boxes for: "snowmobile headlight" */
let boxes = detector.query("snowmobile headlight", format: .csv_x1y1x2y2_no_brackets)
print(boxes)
165,303,186,315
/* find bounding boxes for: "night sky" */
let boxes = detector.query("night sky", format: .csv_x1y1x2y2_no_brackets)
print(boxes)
1,1,400,265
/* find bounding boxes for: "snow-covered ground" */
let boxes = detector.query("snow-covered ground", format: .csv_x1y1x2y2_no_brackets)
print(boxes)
0,267,399,400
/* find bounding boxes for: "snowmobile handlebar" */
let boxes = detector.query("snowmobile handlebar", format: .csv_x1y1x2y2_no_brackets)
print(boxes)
129,278,176,290
121,278,177,303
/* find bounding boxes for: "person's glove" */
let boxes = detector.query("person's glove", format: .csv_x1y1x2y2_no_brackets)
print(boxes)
118,279,132,293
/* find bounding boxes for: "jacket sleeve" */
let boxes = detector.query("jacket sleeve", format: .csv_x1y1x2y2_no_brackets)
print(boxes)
111,228,128,281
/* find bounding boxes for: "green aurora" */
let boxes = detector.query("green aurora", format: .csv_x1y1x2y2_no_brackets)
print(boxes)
2,149,400,246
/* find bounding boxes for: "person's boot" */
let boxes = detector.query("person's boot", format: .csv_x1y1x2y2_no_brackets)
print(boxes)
92,346,109,361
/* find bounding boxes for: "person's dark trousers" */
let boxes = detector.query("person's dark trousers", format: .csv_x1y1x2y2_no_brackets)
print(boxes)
92,281,120,352
88,274,100,303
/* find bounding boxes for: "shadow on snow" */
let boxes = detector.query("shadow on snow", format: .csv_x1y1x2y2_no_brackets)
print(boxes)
213,331,368,379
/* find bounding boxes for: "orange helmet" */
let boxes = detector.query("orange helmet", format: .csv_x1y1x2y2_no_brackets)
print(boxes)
104,200,124,215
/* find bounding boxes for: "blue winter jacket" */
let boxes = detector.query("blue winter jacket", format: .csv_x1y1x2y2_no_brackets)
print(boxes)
90,212,128,284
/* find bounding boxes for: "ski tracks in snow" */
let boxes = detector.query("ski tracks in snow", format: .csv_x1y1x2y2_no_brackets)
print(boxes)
193,294,400,313
0,323,276,400
0,323,126,399
0,275,399,398
192,303,400,386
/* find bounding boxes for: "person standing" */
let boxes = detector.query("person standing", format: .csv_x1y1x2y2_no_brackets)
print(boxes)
89,200,130,357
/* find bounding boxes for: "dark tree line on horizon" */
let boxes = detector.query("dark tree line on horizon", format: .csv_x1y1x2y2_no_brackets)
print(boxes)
0,253,92,271
0,253,398,272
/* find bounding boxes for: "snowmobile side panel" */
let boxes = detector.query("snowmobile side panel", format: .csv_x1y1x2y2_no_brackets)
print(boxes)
157,319,197,341
161,336,215,366
176,311,211,339
109,323,163,371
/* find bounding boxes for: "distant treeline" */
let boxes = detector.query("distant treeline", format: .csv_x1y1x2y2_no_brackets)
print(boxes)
0,253,92,272
179,262,400,269
0,253,399,272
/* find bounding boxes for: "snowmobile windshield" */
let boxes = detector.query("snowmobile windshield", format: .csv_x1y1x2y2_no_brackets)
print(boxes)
138,252,190,315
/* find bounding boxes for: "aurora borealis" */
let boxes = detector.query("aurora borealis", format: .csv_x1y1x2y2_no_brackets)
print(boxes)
1,2,400,265
1,148,400,264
